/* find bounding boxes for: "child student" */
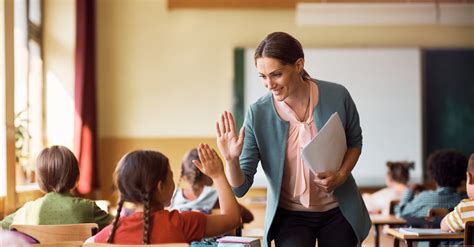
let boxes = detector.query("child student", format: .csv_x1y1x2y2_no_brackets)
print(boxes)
441,154,474,232
363,161,414,215
0,145,113,230
171,148,254,224
90,144,241,244
395,149,467,218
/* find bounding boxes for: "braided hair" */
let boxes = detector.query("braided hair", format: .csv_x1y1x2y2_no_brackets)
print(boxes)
107,150,170,244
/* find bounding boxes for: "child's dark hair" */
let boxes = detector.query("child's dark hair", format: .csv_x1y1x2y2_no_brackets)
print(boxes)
468,154,474,175
36,145,79,193
428,149,467,187
254,32,311,80
107,150,170,244
386,161,414,184
180,149,210,191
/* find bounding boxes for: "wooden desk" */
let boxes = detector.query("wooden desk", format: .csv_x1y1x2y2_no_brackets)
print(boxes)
385,228,463,247
370,214,406,247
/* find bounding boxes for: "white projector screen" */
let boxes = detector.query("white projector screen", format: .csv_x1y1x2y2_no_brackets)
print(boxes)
243,48,422,187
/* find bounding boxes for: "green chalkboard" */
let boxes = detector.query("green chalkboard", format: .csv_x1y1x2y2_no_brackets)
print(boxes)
423,49,474,179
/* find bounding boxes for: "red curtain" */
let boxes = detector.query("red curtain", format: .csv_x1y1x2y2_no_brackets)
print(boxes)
74,0,97,195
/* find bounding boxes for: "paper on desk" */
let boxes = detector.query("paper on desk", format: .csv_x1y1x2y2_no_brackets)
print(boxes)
398,228,450,236
301,112,347,173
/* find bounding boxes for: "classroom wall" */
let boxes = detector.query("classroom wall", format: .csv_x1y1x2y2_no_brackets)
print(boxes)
43,0,474,201
43,0,75,150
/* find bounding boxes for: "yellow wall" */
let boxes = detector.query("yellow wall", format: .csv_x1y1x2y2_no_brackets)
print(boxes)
43,0,75,149
41,0,474,200
96,0,474,137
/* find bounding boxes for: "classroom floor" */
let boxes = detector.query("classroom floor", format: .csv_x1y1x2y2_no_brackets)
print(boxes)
362,226,408,247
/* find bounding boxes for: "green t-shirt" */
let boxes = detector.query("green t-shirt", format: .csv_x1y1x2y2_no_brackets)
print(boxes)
0,192,113,230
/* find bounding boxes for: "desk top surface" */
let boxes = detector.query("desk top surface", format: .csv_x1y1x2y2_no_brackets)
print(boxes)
370,214,407,225
385,228,464,240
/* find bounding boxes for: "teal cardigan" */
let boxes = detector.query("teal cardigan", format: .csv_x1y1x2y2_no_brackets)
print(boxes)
233,80,371,246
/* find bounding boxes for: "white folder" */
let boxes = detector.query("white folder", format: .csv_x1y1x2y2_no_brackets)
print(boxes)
301,112,347,173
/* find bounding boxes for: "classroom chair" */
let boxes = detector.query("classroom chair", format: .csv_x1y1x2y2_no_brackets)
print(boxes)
10,223,98,243
427,208,449,218
95,200,111,213
31,241,83,247
389,199,400,215
465,221,474,246
83,243,189,247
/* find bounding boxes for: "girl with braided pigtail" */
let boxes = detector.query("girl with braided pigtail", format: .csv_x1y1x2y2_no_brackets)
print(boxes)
87,144,241,244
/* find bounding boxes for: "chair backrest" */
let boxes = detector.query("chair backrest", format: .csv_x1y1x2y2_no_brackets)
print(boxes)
31,241,84,247
11,223,98,243
465,220,474,245
389,200,400,215
95,200,111,213
427,208,449,218
83,243,189,247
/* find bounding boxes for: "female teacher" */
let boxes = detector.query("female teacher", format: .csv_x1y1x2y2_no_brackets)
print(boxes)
216,32,371,247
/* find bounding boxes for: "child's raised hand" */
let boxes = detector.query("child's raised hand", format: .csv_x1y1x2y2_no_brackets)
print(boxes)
193,144,224,180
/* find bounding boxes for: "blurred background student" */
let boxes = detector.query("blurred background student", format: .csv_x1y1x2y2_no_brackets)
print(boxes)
395,149,467,219
171,148,254,224
363,161,414,215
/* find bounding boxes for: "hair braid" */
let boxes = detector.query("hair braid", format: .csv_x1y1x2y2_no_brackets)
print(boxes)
143,192,151,244
107,199,124,243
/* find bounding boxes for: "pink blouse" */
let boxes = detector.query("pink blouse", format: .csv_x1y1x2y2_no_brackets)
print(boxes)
275,81,338,212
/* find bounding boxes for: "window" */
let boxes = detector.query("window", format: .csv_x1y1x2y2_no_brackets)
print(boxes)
14,0,43,188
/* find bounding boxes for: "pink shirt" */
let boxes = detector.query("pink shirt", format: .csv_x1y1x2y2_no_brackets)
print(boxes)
275,81,338,212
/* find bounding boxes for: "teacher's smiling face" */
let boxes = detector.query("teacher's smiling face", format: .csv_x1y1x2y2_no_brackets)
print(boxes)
256,56,304,102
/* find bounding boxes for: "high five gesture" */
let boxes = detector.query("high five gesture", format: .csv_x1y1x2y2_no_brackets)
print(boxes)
215,111,245,187
216,111,244,162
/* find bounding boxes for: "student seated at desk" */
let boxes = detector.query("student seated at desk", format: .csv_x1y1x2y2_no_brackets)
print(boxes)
395,150,468,219
363,161,413,215
441,154,474,232
171,148,254,224
0,145,113,230
89,144,241,244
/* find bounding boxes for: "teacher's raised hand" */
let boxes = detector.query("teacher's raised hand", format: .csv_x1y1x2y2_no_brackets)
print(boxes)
216,111,245,162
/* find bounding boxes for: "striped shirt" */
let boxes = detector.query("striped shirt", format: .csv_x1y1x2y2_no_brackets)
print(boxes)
395,187,466,218
445,198,474,232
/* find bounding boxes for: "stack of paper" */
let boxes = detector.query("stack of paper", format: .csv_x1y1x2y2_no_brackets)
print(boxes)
399,228,452,236
217,236,261,247
301,112,347,173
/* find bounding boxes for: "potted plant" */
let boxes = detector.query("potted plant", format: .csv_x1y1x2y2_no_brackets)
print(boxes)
15,109,32,184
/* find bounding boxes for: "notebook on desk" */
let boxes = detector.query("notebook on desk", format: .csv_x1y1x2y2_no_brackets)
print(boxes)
399,228,452,236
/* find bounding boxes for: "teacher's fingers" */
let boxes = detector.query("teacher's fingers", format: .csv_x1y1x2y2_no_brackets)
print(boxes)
315,171,330,179
216,122,222,138
220,113,227,133
228,111,237,134
223,111,231,133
